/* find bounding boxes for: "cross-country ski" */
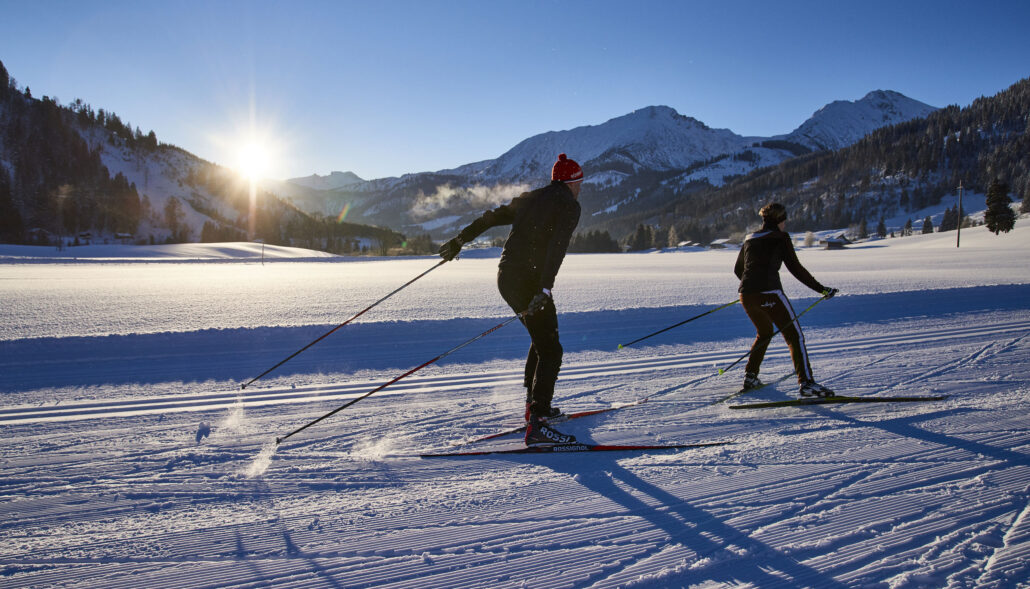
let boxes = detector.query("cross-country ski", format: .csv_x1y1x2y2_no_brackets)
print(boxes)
419,441,730,458
454,396,650,446
729,394,949,409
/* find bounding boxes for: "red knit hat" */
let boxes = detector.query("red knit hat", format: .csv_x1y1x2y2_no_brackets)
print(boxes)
551,153,584,183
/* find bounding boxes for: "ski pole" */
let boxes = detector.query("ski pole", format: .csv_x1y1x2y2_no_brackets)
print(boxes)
242,259,448,390
275,311,526,444
716,293,831,376
618,299,739,349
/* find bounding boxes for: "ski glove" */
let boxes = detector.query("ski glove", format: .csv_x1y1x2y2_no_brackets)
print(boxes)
438,237,463,261
526,289,552,316
822,287,839,299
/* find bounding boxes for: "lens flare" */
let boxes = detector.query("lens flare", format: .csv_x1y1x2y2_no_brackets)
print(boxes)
336,202,351,223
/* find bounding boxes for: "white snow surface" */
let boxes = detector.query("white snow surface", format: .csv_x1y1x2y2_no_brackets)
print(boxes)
1,219,1029,588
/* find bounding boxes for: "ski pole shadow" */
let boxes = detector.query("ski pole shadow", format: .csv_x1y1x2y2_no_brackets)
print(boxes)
538,454,850,588
806,406,1030,466
233,477,347,589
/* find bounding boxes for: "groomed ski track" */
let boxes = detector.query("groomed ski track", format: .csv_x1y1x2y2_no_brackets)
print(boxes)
1,304,1028,588
2,318,1027,425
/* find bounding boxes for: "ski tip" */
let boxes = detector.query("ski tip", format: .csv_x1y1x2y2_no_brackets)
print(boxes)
274,437,282,445
617,344,623,350
718,368,725,375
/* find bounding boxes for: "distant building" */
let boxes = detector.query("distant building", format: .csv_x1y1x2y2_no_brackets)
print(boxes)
820,234,851,250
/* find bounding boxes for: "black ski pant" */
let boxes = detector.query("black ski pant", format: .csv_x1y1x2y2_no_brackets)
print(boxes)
497,267,563,418
740,290,814,385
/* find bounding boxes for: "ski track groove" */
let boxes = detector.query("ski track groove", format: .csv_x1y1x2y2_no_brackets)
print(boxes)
2,305,1029,587
974,485,1030,588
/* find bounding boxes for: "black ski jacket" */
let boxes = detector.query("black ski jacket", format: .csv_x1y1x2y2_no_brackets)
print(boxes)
457,181,581,290
734,224,825,294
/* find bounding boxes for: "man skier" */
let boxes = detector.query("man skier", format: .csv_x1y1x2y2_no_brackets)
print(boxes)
734,202,838,397
439,153,583,446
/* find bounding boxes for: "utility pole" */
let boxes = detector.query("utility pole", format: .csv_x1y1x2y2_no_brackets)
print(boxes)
956,181,963,248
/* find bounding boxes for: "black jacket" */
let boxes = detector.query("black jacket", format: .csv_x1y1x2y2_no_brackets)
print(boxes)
457,181,581,290
734,224,824,294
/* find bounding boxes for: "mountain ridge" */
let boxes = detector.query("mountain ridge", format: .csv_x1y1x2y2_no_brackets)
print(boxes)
280,90,938,238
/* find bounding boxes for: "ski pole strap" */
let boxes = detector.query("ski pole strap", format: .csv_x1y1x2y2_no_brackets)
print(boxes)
618,299,739,350
276,313,523,445
716,293,830,375
242,259,447,390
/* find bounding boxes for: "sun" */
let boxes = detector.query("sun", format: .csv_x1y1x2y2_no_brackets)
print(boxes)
235,141,270,181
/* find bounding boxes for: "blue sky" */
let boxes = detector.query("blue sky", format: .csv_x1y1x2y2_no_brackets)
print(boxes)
3,0,1029,180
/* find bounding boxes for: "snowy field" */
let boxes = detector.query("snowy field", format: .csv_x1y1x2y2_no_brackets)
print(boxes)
1,219,1029,588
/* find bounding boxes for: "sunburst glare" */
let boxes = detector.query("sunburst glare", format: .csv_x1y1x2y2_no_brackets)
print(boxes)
236,141,270,181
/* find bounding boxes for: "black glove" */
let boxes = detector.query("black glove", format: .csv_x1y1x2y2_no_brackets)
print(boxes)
526,290,552,316
822,287,839,299
438,237,463,261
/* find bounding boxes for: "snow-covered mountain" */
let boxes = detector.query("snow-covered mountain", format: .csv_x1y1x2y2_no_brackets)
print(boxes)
473,106,751,184
783,90,939,151
666,90,939,190
285,91,937,238
287,170,365,191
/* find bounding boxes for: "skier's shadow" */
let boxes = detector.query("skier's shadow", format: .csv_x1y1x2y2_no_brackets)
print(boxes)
540,455,849,588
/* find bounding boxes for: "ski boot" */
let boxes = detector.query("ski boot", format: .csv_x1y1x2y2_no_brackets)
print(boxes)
742,372,764,391
525,414,577,446
524,403,565,422
799,380,836,398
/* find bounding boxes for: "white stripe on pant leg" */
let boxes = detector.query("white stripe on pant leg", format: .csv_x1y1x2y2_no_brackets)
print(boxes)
773,289,813,382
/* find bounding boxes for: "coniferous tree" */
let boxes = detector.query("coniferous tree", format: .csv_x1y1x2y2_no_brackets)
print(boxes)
1021,187,1030,214
627,224,652,251
164,197,185,242
984,179,1017,234
569,229,620,253
876,217,887,237
0,168,23,242
0,59,9,101
904,218,913,236
939,206,957,232
921,216,934,234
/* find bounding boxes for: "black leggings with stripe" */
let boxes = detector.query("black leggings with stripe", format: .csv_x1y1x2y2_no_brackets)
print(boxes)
740,290,814,384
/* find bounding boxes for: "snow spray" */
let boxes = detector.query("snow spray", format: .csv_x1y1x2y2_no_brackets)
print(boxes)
244,441,277,478
221,397,245,432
